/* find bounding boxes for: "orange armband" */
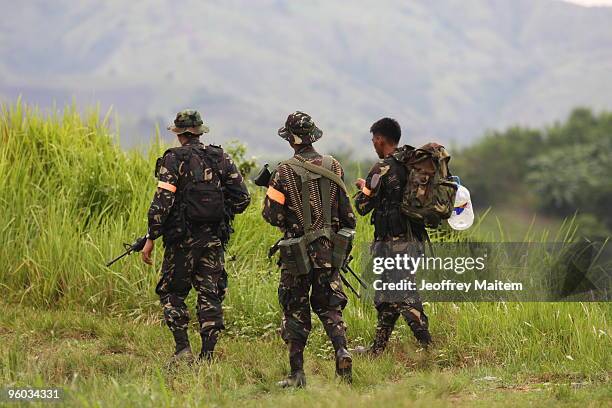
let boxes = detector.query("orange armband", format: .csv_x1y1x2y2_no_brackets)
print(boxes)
361,186,372,196
157,181,177,193
266,186,286,204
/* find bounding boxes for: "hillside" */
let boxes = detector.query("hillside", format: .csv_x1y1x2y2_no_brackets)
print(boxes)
2,0,612,155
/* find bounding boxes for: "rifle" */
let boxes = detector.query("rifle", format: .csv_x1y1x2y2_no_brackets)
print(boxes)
340,255,368,298
106,235,148,267
341,255,368,290
339,273,361,298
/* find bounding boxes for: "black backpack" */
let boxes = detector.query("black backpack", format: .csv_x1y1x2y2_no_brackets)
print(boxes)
178,144,226,225
157,144,226,237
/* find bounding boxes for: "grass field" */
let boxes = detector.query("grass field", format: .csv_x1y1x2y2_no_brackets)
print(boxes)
0,102,610,407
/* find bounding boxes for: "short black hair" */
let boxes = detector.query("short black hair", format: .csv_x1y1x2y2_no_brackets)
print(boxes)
370,117,401,144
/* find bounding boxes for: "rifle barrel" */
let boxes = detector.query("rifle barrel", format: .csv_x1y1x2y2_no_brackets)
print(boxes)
345,265,368,290
339,274,360,299
105,250,131,267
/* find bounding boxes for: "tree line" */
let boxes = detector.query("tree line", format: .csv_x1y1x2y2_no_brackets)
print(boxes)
451,107,612,237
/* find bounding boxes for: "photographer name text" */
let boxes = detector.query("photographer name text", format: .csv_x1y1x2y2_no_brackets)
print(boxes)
373,279,523,292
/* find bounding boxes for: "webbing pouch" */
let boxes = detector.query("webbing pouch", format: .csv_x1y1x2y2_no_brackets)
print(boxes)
331,228,355,268
278,237,311,276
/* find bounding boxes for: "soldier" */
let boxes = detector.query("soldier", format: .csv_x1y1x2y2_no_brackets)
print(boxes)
141,109,250,364
354,117,432,355
263,111,356,387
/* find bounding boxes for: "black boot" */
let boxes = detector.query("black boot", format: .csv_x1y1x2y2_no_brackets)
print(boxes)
360,326,393,356
404,307,431,349
412,327,432,349
331,336,352,382
277,370,306,388
331,336,347,354
173,329,191,353
277,342,306,388
199,331,218,362
335,348,352,383
167,329,194,367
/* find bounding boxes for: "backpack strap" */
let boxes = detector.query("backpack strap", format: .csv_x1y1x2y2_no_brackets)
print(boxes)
320,155,333,229
163,146,191,165
191,151,204,182
184,144,224,184
163,146,195,191
283,157,348,195
205,144,225,182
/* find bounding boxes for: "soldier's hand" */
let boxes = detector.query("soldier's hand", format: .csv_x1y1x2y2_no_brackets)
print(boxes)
355,178,366,190
141,239,155,265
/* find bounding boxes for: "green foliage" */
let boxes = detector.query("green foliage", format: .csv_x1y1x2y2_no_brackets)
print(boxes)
452,126,543,207
225,140,257,177
0,101,268,310
527,139,612,218
452,107,612,235
1,102,610,406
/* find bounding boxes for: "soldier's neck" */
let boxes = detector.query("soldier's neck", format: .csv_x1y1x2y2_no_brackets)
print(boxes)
383,144,398,158
180,137,201,146
293,144,317,156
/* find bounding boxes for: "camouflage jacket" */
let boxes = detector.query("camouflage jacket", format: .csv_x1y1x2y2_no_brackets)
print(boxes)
354,149,424,242
147,138,250,247
262,145,356,267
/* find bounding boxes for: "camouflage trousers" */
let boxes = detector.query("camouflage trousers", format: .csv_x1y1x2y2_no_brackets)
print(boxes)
155,244,227,340
370,238,430,352
372,300,429,353
278,267,348,352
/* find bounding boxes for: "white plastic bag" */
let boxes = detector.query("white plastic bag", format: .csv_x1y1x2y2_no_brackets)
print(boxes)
448,184,474,230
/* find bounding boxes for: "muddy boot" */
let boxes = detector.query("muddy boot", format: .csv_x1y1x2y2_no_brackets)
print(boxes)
198,331,218,362
412,326,432,349
404,307,431,349
167,330,194,367
335,348,353,383
277,342,306,388
330,336,352,383
356,326,393,357
277,370,306,388
167,346,194,367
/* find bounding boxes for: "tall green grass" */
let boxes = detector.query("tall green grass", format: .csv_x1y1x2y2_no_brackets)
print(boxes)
0,100,610,389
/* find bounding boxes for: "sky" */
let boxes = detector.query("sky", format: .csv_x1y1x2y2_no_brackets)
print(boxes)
564,0,612,5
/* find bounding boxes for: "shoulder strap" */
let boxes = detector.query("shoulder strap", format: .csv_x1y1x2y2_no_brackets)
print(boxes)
282,157,348,195
206,144,226,182
206,144,224,160
320,155,333,228
184,144,224,184
190,147,205,182
165,146,192,161
164,146,195,190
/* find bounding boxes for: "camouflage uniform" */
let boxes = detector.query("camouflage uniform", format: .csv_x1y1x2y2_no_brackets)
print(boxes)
355,149,432,353
263,111,356,385
148,110,250,359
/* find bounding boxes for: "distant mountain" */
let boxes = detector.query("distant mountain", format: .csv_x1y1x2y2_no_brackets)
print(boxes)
2,0,612,157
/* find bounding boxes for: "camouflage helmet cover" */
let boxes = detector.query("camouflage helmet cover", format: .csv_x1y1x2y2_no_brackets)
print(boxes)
167,109,210,135
278,111,322,144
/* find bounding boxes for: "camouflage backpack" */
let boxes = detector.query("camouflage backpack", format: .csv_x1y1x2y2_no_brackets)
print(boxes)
394,143,458,228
